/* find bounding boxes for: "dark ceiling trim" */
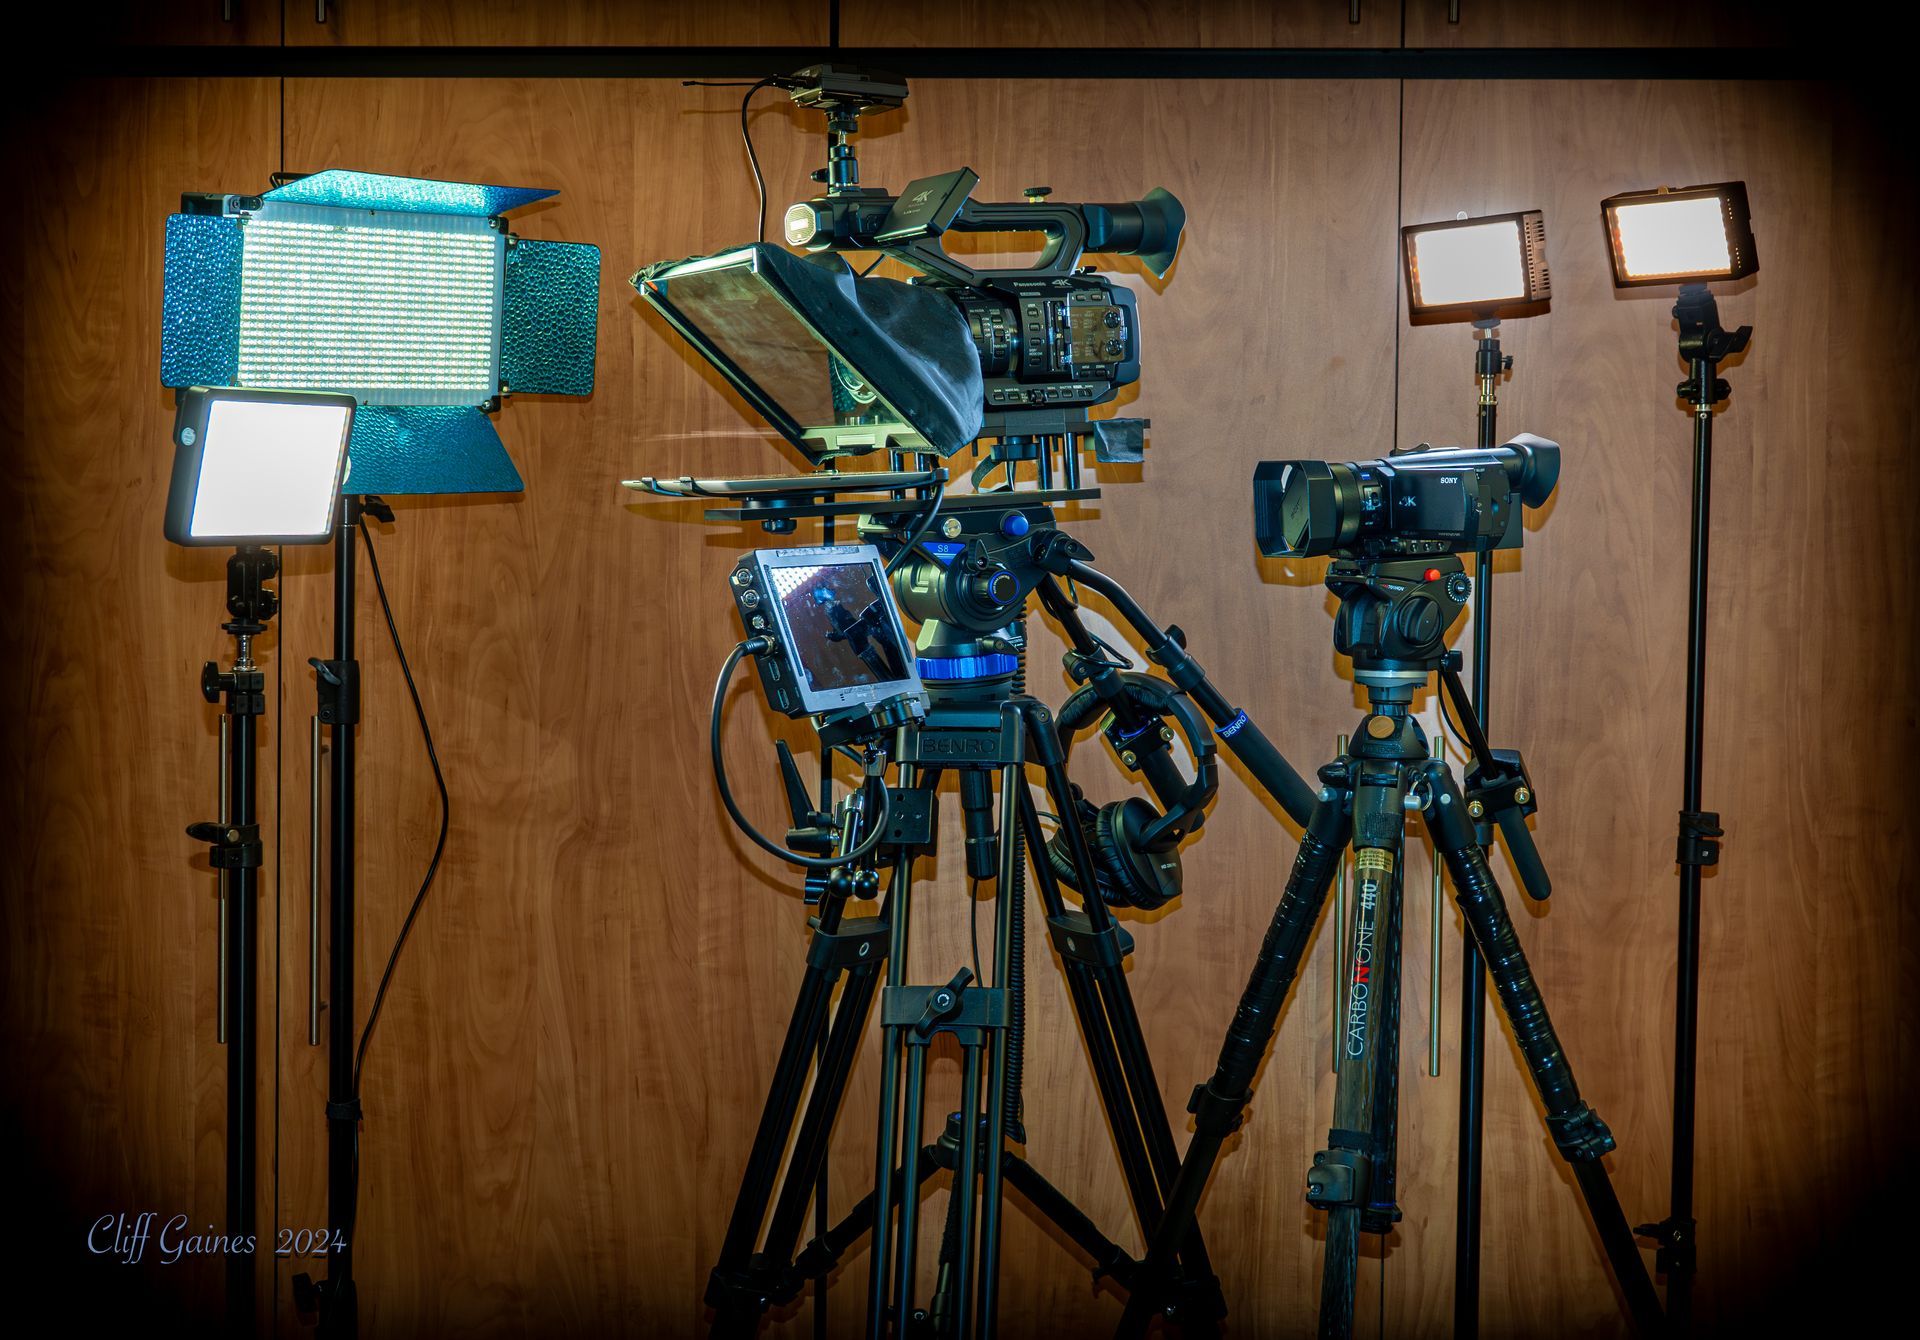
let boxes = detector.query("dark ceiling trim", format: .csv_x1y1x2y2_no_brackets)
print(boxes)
65,45,1803,81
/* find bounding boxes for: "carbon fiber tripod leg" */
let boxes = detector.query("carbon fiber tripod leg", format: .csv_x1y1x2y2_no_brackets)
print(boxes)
1424,764,1665,1337
1115,783,1351,1337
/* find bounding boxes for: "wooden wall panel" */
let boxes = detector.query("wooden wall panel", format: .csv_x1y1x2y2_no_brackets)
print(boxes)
274,75,1401,1336
0,76,281,1327
6,60,1913,1340
839,0,1401,47
281,0,827,45
1395,80,1918,1335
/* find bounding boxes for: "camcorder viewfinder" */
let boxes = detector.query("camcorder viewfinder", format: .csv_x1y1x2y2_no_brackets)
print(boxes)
1253,436,1561,560
729,544,926,718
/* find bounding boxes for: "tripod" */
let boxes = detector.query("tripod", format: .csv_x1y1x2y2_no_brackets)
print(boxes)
706,592,1227,1338
188,546,278,1339
1119,554,1665,1338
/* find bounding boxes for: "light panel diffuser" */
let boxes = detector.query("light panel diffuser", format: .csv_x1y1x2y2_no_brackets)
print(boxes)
237,209,502,405
1402,210,1551,322
165,387,357,546
1602,181,1757,288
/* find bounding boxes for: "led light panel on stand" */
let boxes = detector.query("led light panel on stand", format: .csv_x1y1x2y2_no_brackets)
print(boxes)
1402,210,1551,322
1601,181,1757,288
161,168,601,496
164,386,356,545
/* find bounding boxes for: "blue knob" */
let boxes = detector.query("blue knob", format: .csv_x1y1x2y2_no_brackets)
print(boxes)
1000,512,1031,538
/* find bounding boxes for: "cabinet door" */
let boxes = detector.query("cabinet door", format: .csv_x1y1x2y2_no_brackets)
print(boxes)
93,0,282,43
841,0,1402,46
284,0,827,44
1403,0,1792,46
1,77,281,1328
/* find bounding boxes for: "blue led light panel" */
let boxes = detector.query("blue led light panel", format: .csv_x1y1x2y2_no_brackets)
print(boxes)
236,203,504,406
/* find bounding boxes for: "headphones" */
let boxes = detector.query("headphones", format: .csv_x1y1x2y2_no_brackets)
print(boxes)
1045,669,1218,910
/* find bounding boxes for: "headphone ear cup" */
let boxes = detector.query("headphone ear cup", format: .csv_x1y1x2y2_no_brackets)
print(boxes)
1047,795,1112,901
1093,797,1184,911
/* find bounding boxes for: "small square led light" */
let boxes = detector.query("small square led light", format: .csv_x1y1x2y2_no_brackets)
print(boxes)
164,386,357,546
1601,181,1757,288
1402,210,1551,322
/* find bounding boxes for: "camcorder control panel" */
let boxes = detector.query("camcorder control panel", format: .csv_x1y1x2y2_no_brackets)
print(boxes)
730,544,926,719
955,278,1140,412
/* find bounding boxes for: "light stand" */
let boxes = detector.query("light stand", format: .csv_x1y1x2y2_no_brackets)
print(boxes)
1453,316,1512,1336
188,546,279,1339
1632,282,1747,1329
296,494,393,1340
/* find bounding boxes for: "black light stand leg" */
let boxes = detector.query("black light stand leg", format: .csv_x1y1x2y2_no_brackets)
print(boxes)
1115,783,1351,1339
1639,284,1744,1330
1456,317,1510,1338
314,499,363,1340
223,646,261,1340
192,547,277,1340
1424,766,1665,1336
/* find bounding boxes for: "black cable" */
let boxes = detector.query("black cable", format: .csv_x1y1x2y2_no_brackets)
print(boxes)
352,523,449,1097
683,76,779,243
740,77,776,243
711,642,891,868
884,481,946,575
1437,674,1475,755
967,878,984,989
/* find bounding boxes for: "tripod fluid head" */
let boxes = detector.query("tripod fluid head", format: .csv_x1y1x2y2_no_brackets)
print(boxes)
1326,553,1472,692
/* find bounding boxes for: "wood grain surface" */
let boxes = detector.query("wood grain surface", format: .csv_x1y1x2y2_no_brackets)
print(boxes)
2,64,1913,1340
0,75,283,1327
837,0,1403,47
280,0,828,46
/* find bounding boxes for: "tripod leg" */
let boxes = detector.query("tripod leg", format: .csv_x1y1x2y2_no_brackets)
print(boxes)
1316,765,1409,1340
1018,757,1168,1236
758,960,886,1275
1116,782,1351,1339
891,1043,931,1337
709,895,870,1332
1424,767,1666,1337
976,757,1023,1335
868,850,918,1338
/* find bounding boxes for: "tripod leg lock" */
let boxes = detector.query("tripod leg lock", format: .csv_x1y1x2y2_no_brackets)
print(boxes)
1187,1080,1247,1138
1677,809,1723,867
1305,1134,1373,1210
324,1097,364,1124
1634,1213,1698,1278
1546,1103,1616,1163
